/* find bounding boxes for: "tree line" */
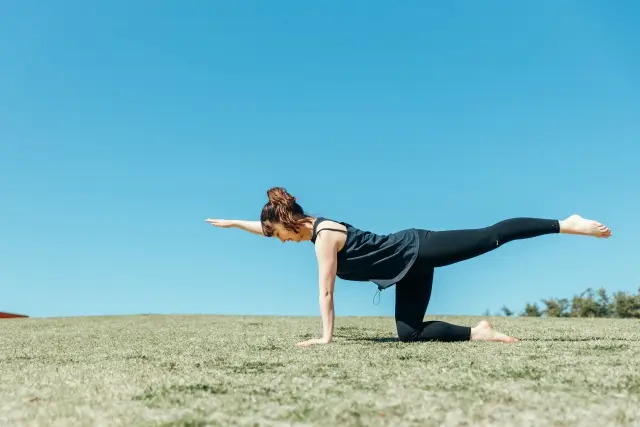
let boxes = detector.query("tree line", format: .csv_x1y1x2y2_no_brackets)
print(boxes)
487,287,640,318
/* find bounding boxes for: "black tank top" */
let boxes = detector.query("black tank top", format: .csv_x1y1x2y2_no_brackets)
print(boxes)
310,217,420,290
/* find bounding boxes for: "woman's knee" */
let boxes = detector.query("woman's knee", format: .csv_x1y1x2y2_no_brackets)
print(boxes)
396,321,420,342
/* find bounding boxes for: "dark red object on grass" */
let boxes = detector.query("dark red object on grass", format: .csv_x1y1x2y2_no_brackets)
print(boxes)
0,312,28,319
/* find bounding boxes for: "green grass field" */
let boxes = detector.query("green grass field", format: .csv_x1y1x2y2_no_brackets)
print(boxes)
1,315,639,426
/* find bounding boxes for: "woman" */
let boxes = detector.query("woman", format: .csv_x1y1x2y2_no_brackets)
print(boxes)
206,187,612,347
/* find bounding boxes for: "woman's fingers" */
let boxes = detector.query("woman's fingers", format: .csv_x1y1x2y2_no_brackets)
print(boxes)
205,219,232,227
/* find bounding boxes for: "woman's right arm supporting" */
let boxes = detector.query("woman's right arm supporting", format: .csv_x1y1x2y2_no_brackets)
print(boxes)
205,219,265,236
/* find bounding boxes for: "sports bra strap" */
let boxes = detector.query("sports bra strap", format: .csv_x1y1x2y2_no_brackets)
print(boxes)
316,227,347,235
311,217,347,243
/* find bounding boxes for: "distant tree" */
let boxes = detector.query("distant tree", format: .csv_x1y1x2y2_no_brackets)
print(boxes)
500,305,514,317
522,302,542,317
570,288,601,318
482,308,491,317
541,297,570,317
595,287,612,317
611,288,640,318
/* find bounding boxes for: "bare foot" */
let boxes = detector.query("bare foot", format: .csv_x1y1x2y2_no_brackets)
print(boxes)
470,320,518,343
559,214,612,238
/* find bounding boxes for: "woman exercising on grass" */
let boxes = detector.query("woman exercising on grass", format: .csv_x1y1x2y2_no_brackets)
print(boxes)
206,187,612,347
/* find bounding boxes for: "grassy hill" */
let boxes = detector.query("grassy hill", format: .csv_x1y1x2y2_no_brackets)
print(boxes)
1,315,638,426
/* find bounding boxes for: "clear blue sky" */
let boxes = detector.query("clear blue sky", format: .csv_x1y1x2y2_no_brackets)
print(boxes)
2,1,638,319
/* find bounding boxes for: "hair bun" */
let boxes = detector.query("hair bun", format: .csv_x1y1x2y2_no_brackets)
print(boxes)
267,187,296,205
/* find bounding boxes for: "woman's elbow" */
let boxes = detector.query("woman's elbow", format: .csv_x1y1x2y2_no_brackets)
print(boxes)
320,290,334,300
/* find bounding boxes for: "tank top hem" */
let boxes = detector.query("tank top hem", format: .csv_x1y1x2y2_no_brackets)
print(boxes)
371,228,420,290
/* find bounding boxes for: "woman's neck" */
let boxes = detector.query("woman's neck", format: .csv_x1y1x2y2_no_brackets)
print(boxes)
300,216,317,241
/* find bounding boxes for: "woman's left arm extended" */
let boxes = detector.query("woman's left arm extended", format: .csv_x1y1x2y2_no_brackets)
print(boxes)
296,231,338,347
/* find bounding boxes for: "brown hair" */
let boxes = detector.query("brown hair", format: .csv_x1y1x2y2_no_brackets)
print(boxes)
260,187,313,236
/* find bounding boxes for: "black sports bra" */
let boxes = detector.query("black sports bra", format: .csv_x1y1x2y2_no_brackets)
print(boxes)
310,217,347,243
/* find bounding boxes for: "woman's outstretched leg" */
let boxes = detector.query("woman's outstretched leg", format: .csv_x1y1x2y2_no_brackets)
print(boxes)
420,214,611,267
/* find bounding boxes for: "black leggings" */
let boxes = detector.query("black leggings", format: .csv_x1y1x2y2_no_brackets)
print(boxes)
395,217,560,342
